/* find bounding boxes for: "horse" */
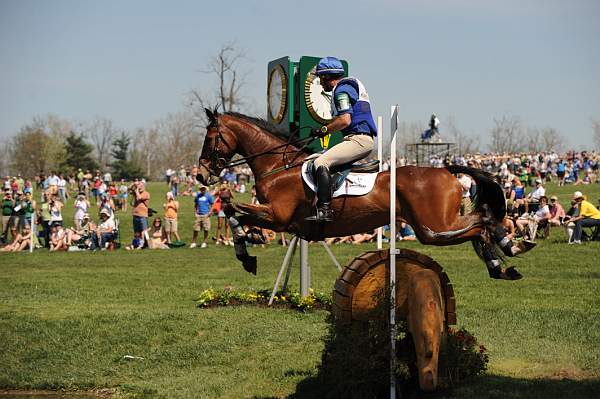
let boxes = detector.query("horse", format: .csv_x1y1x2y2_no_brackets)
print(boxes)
196,109,535,278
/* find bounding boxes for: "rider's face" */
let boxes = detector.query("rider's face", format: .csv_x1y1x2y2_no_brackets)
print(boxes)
319,75,335,92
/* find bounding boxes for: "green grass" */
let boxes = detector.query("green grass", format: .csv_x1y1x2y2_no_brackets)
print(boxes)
0,182,599,398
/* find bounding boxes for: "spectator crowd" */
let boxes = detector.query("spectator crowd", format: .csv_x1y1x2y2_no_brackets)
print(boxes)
1,150,599,253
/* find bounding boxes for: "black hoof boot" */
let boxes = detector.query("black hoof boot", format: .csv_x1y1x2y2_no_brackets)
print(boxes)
242,255,257,275
488,266,523,280
504,266,523,280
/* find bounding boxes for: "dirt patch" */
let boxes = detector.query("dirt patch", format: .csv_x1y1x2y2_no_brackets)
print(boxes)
550,368,597,381
0,389,115,398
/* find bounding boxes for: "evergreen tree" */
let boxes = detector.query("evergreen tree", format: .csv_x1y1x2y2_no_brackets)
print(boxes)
61,132,98,172
110,132,144,180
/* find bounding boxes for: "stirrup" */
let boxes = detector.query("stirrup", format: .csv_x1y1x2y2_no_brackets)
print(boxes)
305,205,334,222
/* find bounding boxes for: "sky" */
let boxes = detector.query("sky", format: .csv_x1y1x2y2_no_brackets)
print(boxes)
0,0,599,149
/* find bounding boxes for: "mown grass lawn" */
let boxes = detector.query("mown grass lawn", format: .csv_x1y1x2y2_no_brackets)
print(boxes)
0,181,599,398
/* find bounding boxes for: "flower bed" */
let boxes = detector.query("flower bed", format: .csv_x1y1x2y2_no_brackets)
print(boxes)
195,287,332,312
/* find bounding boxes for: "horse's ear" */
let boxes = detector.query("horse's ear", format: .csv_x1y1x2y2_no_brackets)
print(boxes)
205,108,215,122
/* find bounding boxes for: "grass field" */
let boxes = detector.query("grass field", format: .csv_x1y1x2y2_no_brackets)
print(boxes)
1,181,599,398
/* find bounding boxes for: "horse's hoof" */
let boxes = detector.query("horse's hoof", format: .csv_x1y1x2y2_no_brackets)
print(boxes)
488,266,523,280
512,240,536,256
504,266,523,280
242,256,257,275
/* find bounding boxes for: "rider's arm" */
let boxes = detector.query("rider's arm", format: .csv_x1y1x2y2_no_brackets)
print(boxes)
324,114,351,133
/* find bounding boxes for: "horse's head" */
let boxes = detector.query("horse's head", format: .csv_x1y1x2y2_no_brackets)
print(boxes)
197,108,238,185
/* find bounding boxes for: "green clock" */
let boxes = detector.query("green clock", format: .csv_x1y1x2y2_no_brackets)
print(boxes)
267,56,348,153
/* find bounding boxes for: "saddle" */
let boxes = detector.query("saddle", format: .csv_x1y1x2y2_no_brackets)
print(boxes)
301,156,380,198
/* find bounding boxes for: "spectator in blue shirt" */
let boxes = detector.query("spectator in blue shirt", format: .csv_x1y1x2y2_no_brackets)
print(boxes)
190,186,214,248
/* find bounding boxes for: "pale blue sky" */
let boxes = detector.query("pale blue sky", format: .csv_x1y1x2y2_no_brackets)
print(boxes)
1,0,598,148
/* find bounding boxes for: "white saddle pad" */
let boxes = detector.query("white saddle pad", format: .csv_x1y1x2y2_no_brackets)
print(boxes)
301,161,379,198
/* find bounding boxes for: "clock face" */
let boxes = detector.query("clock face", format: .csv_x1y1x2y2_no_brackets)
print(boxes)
304,66,333,124
267,65,287,124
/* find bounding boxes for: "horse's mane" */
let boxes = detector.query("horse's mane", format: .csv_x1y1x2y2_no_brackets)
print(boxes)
224,112,293,143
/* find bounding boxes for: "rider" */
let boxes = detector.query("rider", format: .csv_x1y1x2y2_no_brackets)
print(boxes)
308,56,377,221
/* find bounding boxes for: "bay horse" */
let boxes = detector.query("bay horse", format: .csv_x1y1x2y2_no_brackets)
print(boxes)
196,109,535,279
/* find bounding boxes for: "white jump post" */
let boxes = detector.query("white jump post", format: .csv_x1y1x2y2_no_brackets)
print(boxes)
299,239,310,297
377,115,384,250
389,105,400,399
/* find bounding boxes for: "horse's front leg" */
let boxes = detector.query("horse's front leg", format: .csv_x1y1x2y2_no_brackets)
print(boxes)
224,202,278,276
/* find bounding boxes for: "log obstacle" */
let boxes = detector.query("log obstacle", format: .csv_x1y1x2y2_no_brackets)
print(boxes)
332,248,457,391
332,248,456,325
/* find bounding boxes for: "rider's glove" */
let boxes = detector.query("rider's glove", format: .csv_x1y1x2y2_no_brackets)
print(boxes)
311,125,328,138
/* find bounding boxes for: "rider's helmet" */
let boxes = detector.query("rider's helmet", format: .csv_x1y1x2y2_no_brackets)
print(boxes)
315,57,345,76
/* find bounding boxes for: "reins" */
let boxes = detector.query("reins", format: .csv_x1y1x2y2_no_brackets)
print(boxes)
209,118,319,179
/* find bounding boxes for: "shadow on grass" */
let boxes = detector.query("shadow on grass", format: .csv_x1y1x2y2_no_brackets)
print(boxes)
287,374,600,399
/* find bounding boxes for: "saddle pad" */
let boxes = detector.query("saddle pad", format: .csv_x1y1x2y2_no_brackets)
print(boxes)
301,162,379,198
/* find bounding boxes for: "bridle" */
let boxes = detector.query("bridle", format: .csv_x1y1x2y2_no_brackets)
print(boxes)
200,115,318,182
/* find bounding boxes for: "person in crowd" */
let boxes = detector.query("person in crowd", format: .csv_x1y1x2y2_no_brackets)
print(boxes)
163,192,180,244
103,171,112,186
170,173,179,197
98,193,115,220
1,190,14,243
556,159,567,186
548,196,566,226
214,182,233,245
190,185,213,249
165,168,174,186
46,171,59,196
132,181,150,237
516,196,551,239
398,222,417,241
513,178,526,215
49,194,63,227
49,222,68,252
0,223,31,252
38,192,53,248
525,179,545,213
457,173,472,215
91,209,116,250
57,174,68,202
502,217,517,240
73,192,90,230
117,179,129,211
569,191,600,244
92,177,101,204
125,231,144,251
64,214,94,248
148,218,169,249
18,192,36,231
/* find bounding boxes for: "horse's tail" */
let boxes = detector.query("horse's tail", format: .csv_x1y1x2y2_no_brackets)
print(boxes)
446,165,508,265
445,165,505,223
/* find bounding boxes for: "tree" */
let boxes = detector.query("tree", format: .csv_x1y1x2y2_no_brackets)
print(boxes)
86,117,118,169
489,115,523,153
190,42,251,126
109,132,143,180
9,115,68,177
446,116,480,155
61,132,98,172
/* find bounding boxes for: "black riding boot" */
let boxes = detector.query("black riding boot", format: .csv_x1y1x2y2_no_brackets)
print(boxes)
307,165,334,222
